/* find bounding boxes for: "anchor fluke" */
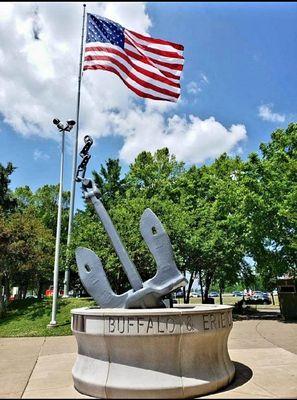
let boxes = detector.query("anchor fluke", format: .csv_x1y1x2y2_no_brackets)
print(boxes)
76,247,130,308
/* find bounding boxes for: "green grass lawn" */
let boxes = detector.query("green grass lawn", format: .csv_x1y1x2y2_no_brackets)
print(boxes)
0,293,280,338
0,297,95,337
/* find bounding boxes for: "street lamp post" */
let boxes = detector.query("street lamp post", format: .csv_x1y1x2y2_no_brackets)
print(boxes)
48,118,75,328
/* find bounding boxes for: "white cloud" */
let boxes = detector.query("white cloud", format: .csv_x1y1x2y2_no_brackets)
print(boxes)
200,73,209,84
0,2,151,141
258,104,285,123
111,109,247,164
33,149,50,161
0,2,247,165
186,73,209,96
186,81,201,95
0,2,14,21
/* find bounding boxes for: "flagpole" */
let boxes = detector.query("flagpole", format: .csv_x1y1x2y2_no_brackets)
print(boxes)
63,3,87,297
48,130,66,327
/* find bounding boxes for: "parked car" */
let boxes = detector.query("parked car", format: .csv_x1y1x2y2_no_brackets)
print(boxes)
246,293,271,305
190,290,202,297
262,292,270,298
209,291,219,297
232,291,244,297
250,291,270,300
175,289,184,298
253,291,264,297
25,294,37,299
45,285,64,297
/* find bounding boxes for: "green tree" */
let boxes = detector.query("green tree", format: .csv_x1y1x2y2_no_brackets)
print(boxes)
177,154,248,303
65,124,297,305
0,209,54,316
126,148,185,200
0,211,10,316
242,123,297,295
0,162,17,212
8,210,54,299
70,149,249,303
12,184,70,297
0,162,17,316
92,158,126,210
14,184,70,242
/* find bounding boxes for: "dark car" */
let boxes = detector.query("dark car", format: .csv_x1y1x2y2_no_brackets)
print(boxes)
209,291,219,297
175,289,184,298
245,293,271,305
262,292,270,299
233,291,244,297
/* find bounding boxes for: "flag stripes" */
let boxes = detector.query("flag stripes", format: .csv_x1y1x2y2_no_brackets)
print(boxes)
84,14,184,102
84,46,180,88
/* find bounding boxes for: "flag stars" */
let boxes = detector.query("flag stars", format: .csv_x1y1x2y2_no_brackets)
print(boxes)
86,14,125,48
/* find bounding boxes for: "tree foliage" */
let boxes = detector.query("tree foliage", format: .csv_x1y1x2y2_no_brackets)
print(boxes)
14,184,70,241
92,158,126,210
0,162,17,212
0,123,296,311
242,123,297,289
0,175,69,316
0,209,54,316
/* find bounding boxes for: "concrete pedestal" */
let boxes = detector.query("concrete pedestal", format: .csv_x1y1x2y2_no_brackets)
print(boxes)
71,304,235,399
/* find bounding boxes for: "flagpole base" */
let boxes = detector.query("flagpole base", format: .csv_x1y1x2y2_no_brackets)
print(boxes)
47,322,59,328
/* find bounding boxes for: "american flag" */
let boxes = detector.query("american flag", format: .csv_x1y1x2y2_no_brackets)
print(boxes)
83,13,184,102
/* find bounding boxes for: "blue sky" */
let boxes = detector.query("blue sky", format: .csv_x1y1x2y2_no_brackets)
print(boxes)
0,2,296,211
147,2,296,146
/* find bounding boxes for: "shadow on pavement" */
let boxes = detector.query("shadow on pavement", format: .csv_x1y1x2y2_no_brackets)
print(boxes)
278,318,297,324
213,361,253,395
233,309,281,321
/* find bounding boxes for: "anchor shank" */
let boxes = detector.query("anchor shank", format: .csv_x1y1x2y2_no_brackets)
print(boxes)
90,195,143,291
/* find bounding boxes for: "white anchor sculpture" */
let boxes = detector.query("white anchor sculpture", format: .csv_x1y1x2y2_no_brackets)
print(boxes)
75,136,187,309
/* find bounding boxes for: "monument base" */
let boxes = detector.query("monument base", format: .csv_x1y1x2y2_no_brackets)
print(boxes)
71,304,235,399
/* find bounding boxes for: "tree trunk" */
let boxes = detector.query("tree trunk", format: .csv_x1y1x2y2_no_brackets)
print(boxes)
219,280,224,305
270,292,275,305
4,275,10,303
18,287,22,300
115,270,121,294
198,269,204,303
0,274,5,318
219,288,223,305
204,288,209,303
203,271,213,304
182,270,186,303
37,281,44,300
185,270,196,304
22,285,28,300
182,286,186,304
115,269,127,295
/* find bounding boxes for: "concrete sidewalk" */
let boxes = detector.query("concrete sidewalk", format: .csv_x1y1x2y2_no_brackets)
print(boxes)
0,319,296,399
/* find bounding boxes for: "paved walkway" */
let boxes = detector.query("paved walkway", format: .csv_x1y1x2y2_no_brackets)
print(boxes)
0,319,296,399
